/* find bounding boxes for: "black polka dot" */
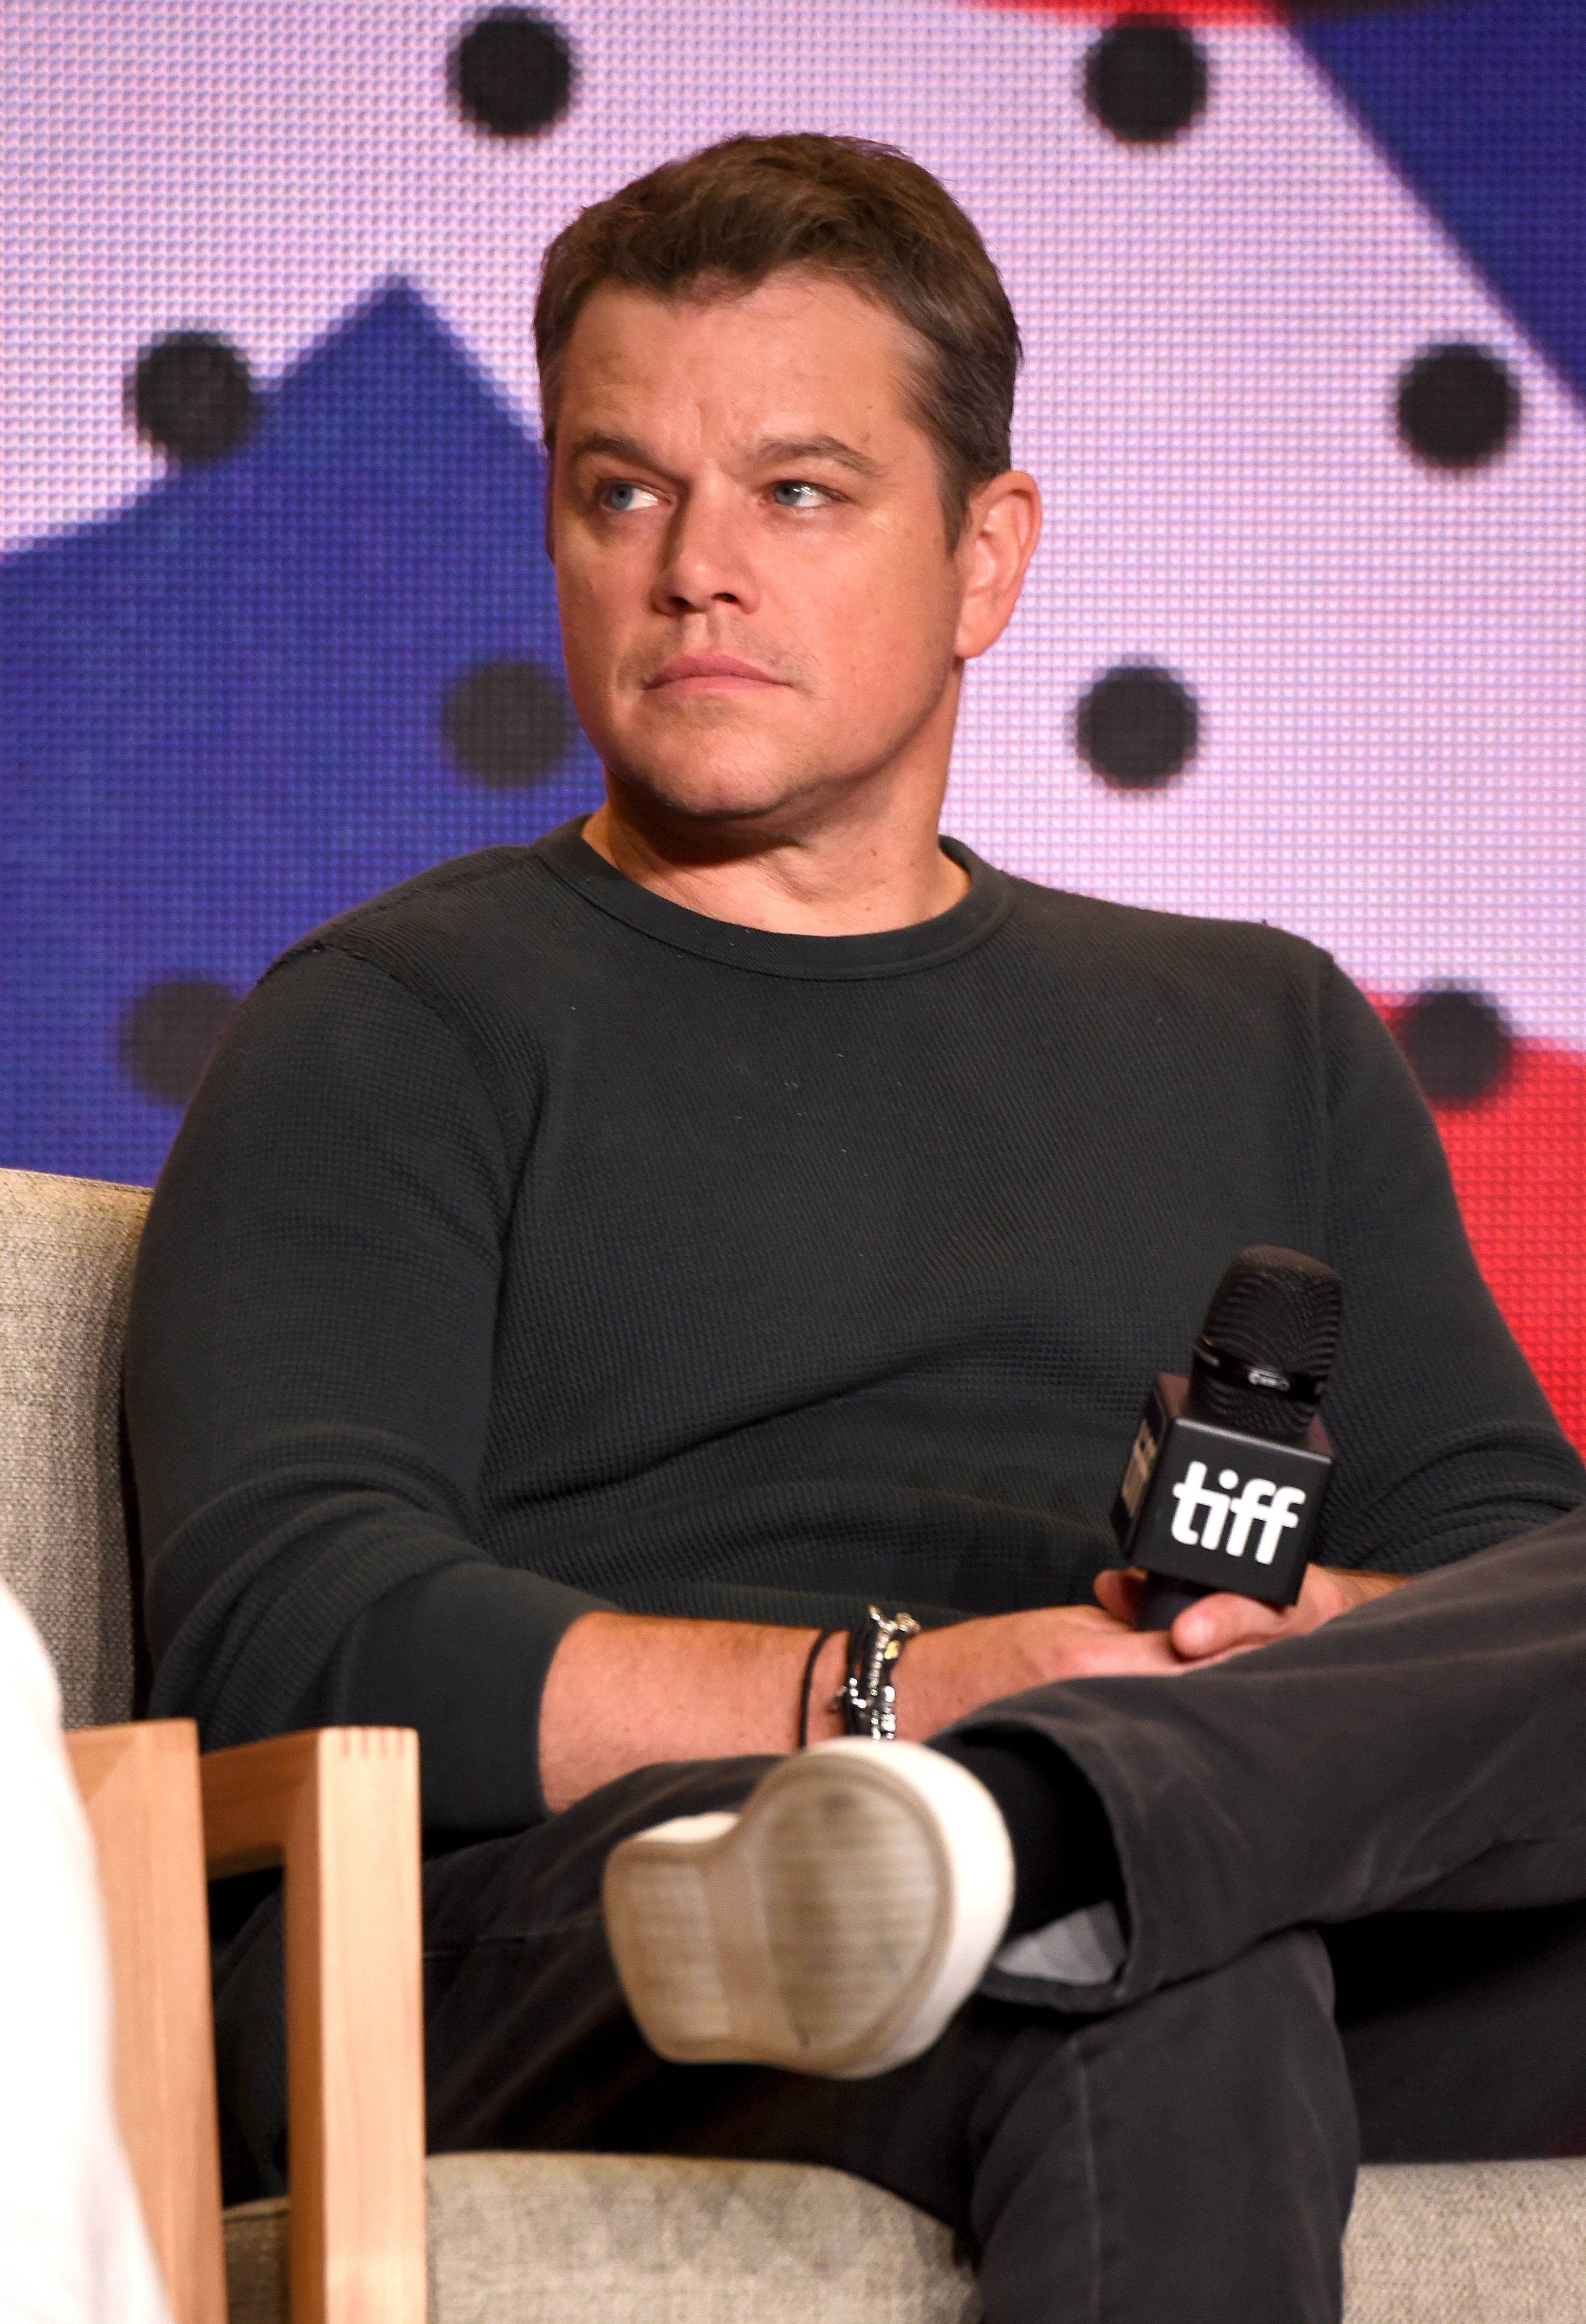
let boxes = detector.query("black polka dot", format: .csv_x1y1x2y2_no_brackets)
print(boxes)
126,333,257,464
449,8,574,138
1395,986,1512,1106
1084,19,1208,146
1397,345,1519,471
118,981,238,1106
1076,664,1199,790
441,660,573,785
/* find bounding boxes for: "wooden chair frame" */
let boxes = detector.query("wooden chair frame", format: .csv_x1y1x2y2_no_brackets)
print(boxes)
67,1719,426,2324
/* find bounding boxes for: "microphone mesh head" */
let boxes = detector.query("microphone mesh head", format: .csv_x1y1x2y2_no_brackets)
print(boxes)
1192,1245,1342,1439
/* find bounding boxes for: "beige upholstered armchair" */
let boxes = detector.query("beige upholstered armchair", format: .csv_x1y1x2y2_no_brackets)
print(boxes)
3,1160,1584,2324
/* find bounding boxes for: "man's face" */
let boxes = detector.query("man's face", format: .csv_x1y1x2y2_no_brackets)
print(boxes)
549,269,989,834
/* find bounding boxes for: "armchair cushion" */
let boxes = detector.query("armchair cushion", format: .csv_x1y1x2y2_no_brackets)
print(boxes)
225,2153,978,2324
223,2151,1586,2324
0,1167,150,1727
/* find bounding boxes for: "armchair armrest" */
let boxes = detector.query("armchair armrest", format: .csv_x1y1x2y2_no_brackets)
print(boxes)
69,1720,228,2324
71,1722,425,2324
202,1728,426,2324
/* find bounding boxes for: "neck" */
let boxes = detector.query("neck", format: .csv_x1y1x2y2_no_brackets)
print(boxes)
581,780,968,938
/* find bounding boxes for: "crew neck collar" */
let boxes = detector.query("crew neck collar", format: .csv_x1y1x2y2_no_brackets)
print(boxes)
533,818,1013,981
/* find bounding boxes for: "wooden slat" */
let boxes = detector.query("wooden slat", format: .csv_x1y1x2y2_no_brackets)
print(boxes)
201,1727,427,2324
68,1720,228,2324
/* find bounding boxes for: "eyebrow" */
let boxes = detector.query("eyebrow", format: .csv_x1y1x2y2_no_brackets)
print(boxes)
750,434,885,481
564,431,660,470
562,429,885,482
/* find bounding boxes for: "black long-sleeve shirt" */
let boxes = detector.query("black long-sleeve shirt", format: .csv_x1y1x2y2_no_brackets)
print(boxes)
126,823,1585,1832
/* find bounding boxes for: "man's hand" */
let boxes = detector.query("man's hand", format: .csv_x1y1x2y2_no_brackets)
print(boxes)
1092,1563,1408,1664
891,1602,1183,1740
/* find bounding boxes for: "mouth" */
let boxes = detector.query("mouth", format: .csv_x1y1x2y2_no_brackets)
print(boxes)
644,654,787,695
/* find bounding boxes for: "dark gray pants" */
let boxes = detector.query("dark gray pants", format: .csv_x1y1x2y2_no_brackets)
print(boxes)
244,1512,1586,2321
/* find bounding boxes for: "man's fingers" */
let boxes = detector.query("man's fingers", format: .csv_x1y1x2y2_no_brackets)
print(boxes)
1093,1567,1145,1621
1091,1569,1282,1663
1064,1629,1191,1679
1086,1566,1403,1674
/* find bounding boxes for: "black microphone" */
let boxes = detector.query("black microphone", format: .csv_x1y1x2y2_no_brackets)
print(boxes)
1111,1246,1343,1633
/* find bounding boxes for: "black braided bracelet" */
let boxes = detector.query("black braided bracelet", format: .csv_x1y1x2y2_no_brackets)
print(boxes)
798,1628,842,1748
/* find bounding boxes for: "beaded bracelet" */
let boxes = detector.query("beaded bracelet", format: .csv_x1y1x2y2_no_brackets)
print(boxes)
833,1606,921,1741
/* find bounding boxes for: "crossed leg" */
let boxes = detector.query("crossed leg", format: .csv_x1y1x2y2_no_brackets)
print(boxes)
422,1764,1354,2324
218,1509,1586,2319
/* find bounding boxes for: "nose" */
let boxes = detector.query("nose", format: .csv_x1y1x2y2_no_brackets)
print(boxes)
652,481,759,617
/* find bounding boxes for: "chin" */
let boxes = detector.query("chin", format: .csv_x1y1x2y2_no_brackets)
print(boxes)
607,742,831,830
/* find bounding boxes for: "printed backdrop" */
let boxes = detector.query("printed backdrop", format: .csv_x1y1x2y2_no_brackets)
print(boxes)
4,1,1585,1436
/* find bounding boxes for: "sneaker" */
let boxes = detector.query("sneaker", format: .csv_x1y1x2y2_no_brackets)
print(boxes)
602,1738,1015,2080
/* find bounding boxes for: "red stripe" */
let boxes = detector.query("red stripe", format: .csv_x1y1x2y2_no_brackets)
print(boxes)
1370,997,1586,1453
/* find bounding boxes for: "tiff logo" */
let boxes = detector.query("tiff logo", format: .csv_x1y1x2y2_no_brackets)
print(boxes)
1169,1462,1308,1566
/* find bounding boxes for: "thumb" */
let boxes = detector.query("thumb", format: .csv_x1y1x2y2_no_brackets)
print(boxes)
1171,1590,1286,1661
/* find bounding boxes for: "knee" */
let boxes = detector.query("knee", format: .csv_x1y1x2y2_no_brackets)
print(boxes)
968,1934,1357,2321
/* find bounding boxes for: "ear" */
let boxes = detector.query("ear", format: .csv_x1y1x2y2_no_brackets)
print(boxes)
953,471,1043,662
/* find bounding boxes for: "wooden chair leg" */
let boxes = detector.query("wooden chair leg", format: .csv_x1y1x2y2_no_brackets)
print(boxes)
68,1720,228,2324
203,1728,426,2324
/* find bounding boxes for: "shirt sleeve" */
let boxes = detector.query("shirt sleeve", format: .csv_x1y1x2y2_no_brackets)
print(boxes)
1313,960,1585,1573
126,944,611,1832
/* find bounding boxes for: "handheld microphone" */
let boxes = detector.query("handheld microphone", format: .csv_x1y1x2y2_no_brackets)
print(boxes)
1112,1246,1343,1633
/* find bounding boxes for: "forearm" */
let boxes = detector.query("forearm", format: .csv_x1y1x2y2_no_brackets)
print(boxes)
537,1598,1185,1810
540,1566,1426,1812
538,1612,854,1812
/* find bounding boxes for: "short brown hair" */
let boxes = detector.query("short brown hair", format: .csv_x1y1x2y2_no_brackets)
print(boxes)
535,133,1022,539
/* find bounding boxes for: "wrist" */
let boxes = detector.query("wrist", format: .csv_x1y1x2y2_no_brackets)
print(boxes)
832,1608,922,1740
891,1624,958,1742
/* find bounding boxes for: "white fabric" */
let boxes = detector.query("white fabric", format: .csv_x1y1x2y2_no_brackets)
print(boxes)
0,1581,171,2324
992,1900,1128,1987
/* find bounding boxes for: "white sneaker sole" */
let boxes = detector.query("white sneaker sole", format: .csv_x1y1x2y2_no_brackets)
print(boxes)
602,1739,1015,2080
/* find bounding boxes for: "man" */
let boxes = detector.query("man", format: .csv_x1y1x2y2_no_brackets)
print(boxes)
125,136,1586,2323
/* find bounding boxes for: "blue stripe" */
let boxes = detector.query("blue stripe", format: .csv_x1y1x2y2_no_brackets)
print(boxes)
1296,0,1586,405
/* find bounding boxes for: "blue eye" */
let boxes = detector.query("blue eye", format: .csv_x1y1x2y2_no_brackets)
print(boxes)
599,479,662,513
772,480,824,508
